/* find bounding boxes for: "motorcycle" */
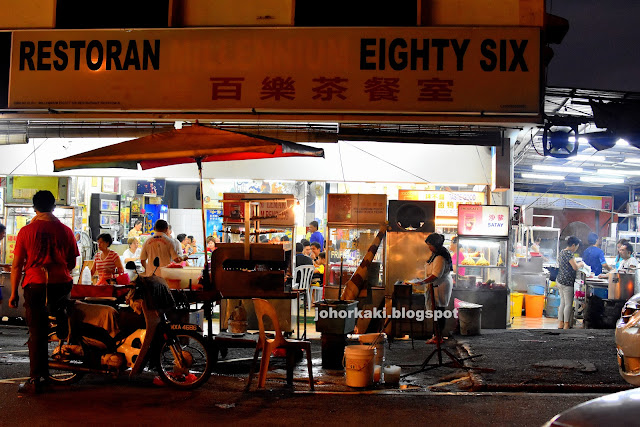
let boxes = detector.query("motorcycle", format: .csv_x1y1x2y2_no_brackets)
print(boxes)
47,259,213,390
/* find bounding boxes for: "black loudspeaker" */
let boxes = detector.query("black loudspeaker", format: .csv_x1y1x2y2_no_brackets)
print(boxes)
388,200,436,232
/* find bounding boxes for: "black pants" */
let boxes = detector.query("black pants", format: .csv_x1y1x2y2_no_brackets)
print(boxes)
23,282,73,380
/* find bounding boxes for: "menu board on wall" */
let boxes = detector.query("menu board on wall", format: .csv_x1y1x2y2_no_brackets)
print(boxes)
222,193,295,227
327,194,387,225
399,190,485,217
458,205,509,237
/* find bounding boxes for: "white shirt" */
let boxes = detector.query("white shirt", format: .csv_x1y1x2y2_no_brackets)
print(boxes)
425,250,453,308
618,256,638,272
139,232,178,277
122,247,141,261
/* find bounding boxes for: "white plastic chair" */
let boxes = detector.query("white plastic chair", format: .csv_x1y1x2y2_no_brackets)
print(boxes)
292,265,315,309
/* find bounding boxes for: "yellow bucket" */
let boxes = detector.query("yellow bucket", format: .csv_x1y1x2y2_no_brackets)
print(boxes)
510,292,524,318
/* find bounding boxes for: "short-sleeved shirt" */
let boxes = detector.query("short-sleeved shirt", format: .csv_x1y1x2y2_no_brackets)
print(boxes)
94,249,120,282
556,249,577,287
451,250,466,276
582,246,606,275
139,232,178,276
310,231,324,251
618,256,638,272
13,212,79,287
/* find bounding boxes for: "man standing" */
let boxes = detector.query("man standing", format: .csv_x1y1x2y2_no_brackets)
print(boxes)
0,223,5,305
140,219,184,276
166,224,183,257
309,221,324,250
581,232,610,276
9,191,79,394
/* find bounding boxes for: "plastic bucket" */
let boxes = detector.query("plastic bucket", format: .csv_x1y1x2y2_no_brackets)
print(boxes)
458,306,482,335
344,345,375,388
524,294,545,317
527,284,545,295
511,292,524,318
358,333,386,365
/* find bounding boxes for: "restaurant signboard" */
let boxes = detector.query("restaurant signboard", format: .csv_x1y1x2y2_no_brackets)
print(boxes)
458,204,509,237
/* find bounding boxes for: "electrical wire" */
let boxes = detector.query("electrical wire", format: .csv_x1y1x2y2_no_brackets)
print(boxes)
9,138,48,175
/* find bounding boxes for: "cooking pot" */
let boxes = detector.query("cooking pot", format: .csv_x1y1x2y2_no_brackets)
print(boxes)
608,271,639,300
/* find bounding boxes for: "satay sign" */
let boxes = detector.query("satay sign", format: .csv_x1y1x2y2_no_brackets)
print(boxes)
8,27,540,117
458,205,509,237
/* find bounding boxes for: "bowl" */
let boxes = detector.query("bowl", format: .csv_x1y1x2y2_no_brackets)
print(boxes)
158,266,202,289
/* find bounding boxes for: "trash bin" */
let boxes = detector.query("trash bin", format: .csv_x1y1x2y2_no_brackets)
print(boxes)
457,302,482,336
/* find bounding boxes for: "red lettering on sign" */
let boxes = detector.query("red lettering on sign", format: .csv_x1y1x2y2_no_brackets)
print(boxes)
209,77,245,101
312,77,348,101
364,77,400,101
417,78,453,102
260,77,296,101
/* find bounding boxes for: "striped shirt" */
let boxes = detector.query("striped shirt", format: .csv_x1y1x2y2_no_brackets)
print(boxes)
94,250,120,282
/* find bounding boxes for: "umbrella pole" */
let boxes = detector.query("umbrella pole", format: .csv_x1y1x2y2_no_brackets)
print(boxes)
197,158,216,339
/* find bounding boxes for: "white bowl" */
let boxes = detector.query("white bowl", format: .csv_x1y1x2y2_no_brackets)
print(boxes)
158,266,202,289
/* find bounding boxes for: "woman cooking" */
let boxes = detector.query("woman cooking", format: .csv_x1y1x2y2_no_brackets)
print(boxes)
420,233,453,344
556,236,583,330
91,233,125,285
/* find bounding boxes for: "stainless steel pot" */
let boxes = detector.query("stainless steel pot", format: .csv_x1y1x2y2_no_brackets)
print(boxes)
608,272,638,300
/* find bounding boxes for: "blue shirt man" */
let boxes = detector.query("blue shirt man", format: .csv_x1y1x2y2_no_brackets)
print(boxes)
581,232,609,275
309,220,324,250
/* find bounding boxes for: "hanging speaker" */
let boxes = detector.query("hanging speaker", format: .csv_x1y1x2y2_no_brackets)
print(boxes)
388,200,435,232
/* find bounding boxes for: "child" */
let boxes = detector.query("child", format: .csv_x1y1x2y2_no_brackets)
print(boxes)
312,252,326,284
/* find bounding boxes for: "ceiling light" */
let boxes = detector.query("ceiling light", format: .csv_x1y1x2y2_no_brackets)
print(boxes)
616,139,629,146
623,158,640,164
568,154,608,162
580,176,625,184
521,173,565,180
597,169,640,176
166,178,201,182
568,136,589,144
532,165,583,173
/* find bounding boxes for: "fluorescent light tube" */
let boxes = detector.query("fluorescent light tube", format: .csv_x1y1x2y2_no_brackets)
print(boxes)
532,165,583,173
521,173,565,180
580,176,624,184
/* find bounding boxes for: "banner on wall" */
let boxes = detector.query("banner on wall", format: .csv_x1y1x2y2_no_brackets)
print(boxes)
458,204,509,237
399,190,485,217
327,193,387,225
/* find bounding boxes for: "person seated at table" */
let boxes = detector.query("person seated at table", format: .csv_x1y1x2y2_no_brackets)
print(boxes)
310,242,321,265
312,252,326,284
91,233,125,285
123,237,142,264
140,220,185,277
188,235,202,253
196,236,217,267
614,238,631,270
128,220,143,238
176,233,189,256
617,241,638,273
269,236,281,244
582,232,611,276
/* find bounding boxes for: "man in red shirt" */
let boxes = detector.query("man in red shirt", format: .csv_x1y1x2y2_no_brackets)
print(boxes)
9,190,79,394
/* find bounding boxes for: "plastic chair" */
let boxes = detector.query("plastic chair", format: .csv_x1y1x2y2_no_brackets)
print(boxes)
292,265,315,339
292,265,315,309
310,282,323,305
245,298,314,391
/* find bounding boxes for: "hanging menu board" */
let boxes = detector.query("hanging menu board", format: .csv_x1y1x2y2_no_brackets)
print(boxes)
222,193,295,227
327,194,387,225
458,204,509,237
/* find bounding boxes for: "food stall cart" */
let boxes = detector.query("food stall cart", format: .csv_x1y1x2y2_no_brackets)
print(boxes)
384,199,437,338
215,193,296,334
324,194,387,333
452,205,511,328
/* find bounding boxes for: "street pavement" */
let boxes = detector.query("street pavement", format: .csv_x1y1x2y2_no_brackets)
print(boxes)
0,324,630,426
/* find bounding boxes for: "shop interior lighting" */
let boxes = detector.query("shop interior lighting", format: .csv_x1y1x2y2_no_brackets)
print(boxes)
532,165,583,173
597,169,640,176
623,157,640,164
521,173,565,180
616,139,629,146
435,218,459,226
166,178,201,182
579,176,625,184
568,136,590,144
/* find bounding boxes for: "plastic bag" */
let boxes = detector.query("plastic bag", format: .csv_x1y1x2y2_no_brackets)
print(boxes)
81,267,92,285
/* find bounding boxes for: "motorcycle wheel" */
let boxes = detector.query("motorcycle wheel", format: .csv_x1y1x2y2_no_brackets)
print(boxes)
47,339,84,385
155,332,212,390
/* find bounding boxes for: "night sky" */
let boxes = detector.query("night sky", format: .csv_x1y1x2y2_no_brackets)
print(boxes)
546,0,640,92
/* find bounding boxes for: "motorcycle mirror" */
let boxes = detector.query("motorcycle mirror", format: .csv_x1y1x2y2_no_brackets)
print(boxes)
153,257,160,267
125,261,137,270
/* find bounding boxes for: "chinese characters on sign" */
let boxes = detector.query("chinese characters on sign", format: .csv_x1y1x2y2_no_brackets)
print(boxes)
458,205,509,237
398,190,485,217
210,76,456,103
327,194,387,224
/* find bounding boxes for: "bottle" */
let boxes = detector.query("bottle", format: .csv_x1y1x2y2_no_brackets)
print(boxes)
81,267,92,285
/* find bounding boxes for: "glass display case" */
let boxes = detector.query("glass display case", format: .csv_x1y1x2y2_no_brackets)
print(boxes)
518,225,561,267
326,225,385,288
455,237,508,288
